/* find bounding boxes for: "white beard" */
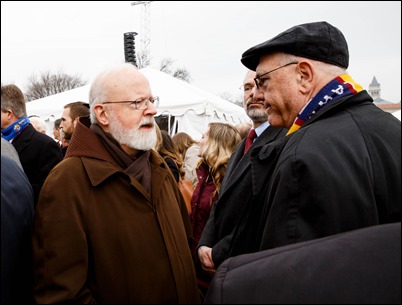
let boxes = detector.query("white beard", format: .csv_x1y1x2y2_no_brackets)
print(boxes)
246,98,268,122
108,111,157,151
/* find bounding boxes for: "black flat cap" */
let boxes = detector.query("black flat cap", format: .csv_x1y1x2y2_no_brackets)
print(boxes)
241,21,349,70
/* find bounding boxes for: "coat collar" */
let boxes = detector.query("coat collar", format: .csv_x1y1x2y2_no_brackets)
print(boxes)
66,117,168,190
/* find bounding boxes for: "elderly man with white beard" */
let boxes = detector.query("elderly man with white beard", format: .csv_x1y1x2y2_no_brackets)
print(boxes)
32,63,201,304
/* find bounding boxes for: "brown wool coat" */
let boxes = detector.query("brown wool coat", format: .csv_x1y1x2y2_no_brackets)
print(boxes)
32,119,201,304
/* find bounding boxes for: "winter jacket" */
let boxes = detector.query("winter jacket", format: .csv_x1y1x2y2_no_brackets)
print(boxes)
233,90,401,252
198,125,287,267
32,117,201,304
190,162,218,258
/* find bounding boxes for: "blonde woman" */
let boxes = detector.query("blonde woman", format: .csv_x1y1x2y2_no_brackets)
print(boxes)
189,122,241,299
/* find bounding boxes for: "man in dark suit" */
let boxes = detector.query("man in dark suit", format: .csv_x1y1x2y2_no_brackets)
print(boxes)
197,70,287,273
204,222,401,304
1,84,63,205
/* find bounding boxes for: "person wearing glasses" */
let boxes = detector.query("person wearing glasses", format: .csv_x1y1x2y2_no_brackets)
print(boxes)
197,70,286,274
233,21,401,253
32,63,201,304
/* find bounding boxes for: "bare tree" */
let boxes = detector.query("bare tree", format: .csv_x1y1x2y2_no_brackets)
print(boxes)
135,50,151,69
159,58,174,75
135,50,192,83
220,91,243,107
156,57,191,83
173,68,191,83
25,70,86,101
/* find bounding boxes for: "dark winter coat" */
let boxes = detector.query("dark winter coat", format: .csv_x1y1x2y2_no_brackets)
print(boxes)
189,162,218,259
197,125,287,267
1,155,35,304
12,124,63,204
189,162,219,290
236,90,401,252
205,222,401,304
32,118,200,304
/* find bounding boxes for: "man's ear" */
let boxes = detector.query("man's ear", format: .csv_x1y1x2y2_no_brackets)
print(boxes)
73,116,80,127
6,110,15,120
93,104,109,126
296,61,314,94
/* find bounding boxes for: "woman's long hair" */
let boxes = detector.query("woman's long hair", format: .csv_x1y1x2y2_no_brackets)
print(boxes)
155,126,186,179
172,132,198,160
198,122,242,196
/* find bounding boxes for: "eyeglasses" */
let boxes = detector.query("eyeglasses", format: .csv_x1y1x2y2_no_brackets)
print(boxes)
254,62,298,89
102,96,159,110
239,84,255,93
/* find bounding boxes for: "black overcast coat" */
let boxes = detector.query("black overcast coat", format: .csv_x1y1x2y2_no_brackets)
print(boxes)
204,222,401,304
198,125,287,267
234,90,401,252
12,124,63,205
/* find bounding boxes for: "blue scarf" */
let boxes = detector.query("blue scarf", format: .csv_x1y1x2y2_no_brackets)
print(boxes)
287,74,363,135
1,116,30,141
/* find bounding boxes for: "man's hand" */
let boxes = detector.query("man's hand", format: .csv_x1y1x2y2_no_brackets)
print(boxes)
197,246,216,273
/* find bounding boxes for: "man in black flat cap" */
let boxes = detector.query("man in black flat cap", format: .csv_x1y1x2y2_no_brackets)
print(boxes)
229,21,401,253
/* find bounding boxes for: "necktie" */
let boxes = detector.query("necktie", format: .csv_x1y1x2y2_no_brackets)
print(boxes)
244,128,257,154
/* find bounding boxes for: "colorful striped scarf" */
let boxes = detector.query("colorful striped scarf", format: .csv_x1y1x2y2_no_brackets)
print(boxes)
287,74,363,135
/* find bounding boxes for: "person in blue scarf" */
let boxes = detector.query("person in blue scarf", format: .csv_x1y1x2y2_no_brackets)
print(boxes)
1,84,63,205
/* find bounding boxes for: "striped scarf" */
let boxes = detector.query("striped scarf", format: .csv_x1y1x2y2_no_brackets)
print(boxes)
287,74,363,135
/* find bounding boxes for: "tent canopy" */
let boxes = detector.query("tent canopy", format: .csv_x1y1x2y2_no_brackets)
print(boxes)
26,67,250,139
392,109,401,121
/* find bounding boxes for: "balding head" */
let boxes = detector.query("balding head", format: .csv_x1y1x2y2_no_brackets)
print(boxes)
89,63,151,124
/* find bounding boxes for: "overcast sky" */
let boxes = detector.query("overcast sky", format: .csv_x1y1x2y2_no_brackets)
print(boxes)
1,1,401,103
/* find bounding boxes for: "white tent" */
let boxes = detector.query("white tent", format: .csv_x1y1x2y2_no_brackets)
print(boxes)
392,109,401,121
26,67,250,139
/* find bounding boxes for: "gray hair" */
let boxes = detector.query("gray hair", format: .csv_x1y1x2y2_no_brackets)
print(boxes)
282,53,346,77
29,116,47,133
1,84,27,118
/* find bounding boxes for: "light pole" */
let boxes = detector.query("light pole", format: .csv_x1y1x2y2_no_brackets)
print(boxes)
131,1,153,57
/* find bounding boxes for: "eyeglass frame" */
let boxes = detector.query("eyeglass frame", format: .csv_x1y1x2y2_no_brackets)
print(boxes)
102,96,159,110
239,83,255,93
254,62,298,89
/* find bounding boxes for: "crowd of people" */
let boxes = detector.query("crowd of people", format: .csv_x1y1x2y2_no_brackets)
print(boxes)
1,21,401,304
